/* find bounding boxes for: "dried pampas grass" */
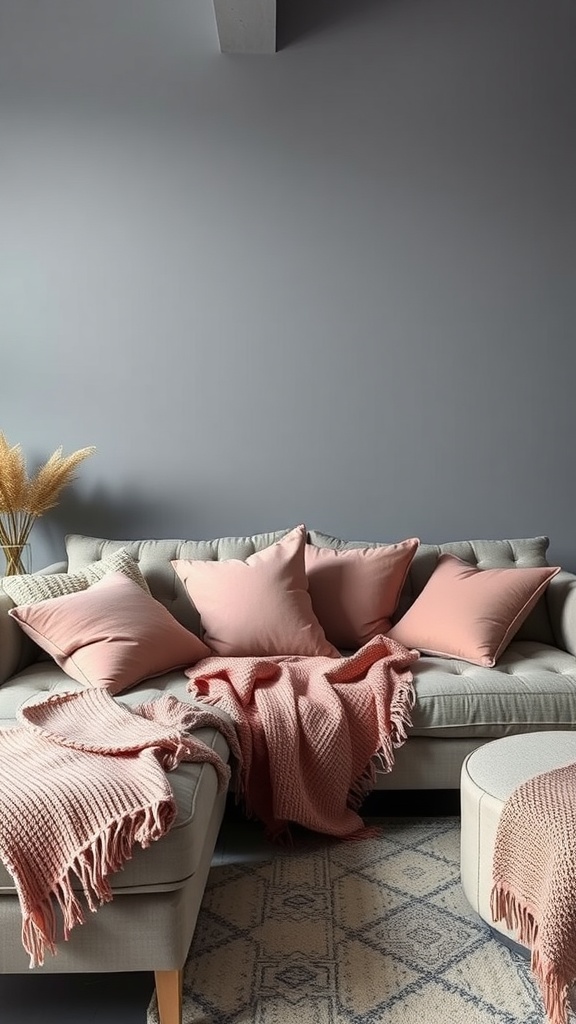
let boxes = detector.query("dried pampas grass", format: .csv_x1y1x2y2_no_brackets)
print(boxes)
0,434,95,574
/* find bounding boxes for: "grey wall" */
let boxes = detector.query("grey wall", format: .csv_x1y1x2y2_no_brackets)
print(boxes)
1,0,575,570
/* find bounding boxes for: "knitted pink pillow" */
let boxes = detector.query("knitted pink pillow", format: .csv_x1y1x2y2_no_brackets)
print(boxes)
304,538,419,649
387,553,560,666
172,524,339,658
8,572,211,694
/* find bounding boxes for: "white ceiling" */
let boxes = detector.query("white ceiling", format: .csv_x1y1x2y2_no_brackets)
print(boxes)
212,0,276,53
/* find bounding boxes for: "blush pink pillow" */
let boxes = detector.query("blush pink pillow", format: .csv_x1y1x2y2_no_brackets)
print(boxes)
8,572,211,694
172,524,338,658
304,538,419,649
387,553,561,667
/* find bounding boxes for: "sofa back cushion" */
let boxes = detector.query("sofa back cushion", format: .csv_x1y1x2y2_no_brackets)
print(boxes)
66,530,290,636
304,537,419,649
67,531,555,647
173,525,338,657
308,533,555,646
9,572,211,694
2,547,151,605
387,554,560,666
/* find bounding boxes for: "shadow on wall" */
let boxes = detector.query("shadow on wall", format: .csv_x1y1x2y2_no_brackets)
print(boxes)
276,0,390,49
35,487,191,556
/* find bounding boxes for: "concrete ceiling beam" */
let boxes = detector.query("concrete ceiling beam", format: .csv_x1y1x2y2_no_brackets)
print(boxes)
212,0,276,54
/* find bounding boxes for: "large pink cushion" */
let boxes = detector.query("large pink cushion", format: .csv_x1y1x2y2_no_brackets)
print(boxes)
304,538,419,649
172,524,338,658
387,554,560,666
8,572,211,694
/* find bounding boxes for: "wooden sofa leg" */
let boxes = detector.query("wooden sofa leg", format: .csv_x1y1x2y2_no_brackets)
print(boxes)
154,969,183,1024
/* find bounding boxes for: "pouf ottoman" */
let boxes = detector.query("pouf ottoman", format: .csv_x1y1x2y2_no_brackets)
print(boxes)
460,731,576,949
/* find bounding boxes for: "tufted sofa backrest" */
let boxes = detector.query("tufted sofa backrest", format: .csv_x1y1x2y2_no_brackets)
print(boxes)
66,530,555,647
307,531,554,645
66,530,291,637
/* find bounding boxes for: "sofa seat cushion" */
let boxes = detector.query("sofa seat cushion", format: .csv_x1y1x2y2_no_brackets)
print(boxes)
0,664,234,894
410,640,576,738
0,660,229,725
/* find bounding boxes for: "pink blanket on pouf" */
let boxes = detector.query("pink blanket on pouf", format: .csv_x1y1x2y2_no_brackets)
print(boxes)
186,635,419,839
0,689,237,967
491,762,576,1024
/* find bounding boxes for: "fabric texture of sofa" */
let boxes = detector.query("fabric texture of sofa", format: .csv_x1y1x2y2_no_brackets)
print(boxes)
2,526,576,1023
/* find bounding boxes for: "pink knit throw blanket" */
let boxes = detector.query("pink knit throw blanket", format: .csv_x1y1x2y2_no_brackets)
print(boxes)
491,762,576,1024
0,688,237,967
186,635,418,839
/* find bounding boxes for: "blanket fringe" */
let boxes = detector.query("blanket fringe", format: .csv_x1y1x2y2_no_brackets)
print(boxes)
23,799,175,968
491,885,572,1024
389,666,416,753
368,666,415,784
348,761,376,812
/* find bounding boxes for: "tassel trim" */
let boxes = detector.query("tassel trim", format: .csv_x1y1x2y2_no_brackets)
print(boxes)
22,799,175,969
491,884,573,1024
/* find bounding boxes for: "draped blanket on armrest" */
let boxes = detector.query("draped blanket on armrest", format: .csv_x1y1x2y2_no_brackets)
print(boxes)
185,635,419,839
491,762,576,1024
0,688,238,967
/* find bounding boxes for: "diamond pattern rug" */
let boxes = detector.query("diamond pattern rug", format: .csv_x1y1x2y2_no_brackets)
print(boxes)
147,817,558,1024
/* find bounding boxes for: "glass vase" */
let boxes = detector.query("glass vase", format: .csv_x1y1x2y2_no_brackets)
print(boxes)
1,543,32,576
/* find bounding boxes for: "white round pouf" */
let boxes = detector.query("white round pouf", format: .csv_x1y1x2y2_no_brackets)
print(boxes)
460,732,576,946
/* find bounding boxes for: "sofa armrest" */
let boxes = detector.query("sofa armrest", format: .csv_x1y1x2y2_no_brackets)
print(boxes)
546,571,576,656
41,561,68,574
0,560,68,684
0,589,26,684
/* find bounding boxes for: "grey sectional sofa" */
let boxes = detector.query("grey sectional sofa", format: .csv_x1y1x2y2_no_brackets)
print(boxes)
3,529,576,791
1,528,576,1023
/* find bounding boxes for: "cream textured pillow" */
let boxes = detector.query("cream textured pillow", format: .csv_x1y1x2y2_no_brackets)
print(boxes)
8,572,210,695
172,524,339,658
387,553,561,667
1,547,150,605
305,537,419,649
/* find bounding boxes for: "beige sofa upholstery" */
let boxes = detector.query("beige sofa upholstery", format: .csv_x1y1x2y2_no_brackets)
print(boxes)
2,528,576,1022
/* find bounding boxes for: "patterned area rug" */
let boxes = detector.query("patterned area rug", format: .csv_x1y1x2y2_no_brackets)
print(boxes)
147,817,552,1024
